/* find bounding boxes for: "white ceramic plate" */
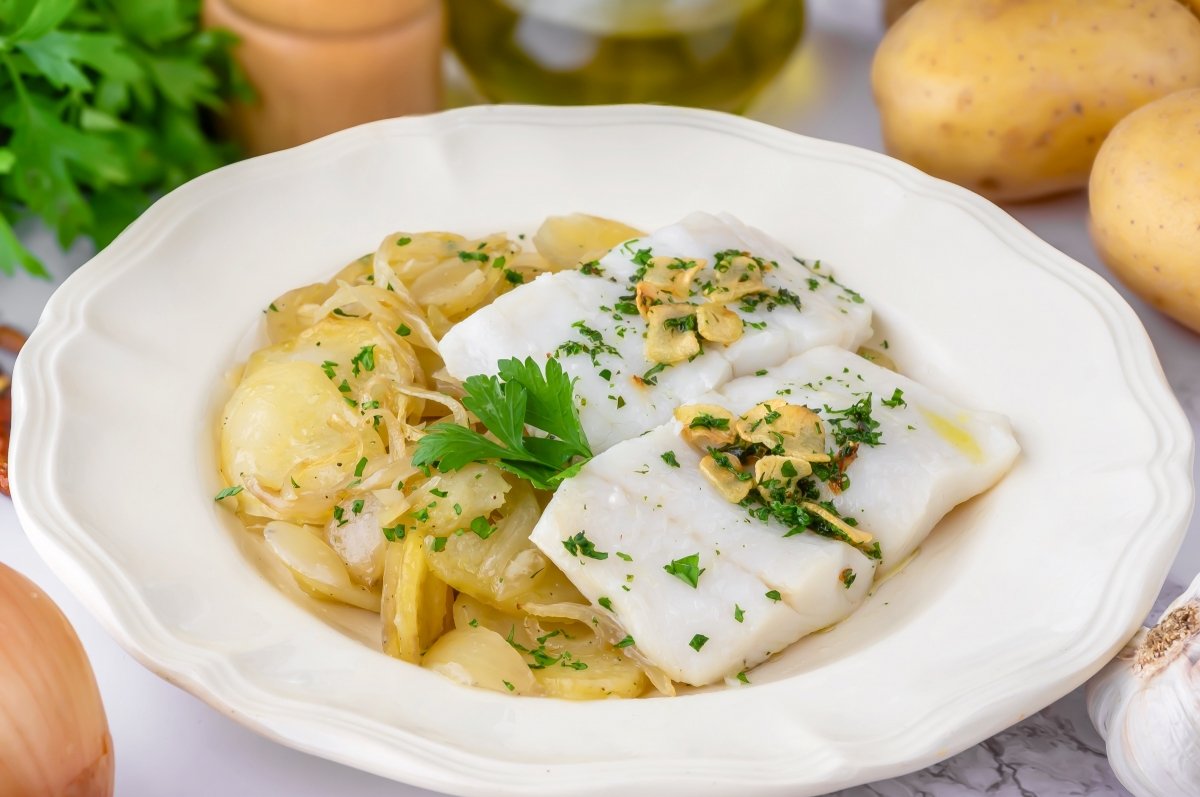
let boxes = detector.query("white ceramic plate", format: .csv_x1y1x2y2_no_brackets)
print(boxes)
11,105,1194,797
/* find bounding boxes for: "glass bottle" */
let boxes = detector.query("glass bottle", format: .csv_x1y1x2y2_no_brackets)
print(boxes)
447,0,805,113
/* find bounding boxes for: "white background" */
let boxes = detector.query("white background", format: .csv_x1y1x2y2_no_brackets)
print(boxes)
1,1,1196,794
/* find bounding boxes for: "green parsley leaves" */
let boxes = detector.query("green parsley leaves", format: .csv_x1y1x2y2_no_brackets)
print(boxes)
663,553,705,588
688,634,709,652
411,357,592,491
214,485,243,501
881,388,907,408
660,450,680,468
563,531,607,560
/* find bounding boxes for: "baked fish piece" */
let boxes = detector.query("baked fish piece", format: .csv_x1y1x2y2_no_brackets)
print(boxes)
531,345,1018,686
440,212,873,453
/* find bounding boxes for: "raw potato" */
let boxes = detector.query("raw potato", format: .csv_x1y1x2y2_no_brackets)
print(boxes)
872,0,1200,201
884,0,920,26
1089,88,1200,333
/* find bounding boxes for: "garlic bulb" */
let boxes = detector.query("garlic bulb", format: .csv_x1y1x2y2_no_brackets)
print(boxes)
1088,571,1200,796
0,562,114,797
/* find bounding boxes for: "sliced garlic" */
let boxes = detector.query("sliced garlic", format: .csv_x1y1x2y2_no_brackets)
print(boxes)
735,401,829,461
645,303,701,365
800,501,874,549
753,455,813,498
710,254,768,301
696,303,744,345
641,256,704,299
635,281,665,319
674,404,737,449
699,453,753,503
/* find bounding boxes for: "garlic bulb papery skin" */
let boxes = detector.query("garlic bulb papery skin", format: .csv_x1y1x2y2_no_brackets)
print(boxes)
1088,571,1200,797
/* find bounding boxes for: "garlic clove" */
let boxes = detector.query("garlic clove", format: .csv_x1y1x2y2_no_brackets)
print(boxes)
1087,571,1200,796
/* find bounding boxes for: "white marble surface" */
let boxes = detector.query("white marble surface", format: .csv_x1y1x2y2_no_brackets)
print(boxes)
0,1,1197,795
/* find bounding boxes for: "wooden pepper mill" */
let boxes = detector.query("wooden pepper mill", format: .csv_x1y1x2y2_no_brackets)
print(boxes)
203,0,442,155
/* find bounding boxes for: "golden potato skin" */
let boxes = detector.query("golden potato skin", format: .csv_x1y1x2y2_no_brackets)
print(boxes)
872,0,1200,202
1089,88,1200,333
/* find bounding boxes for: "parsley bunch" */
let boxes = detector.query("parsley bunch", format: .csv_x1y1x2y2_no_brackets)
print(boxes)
412,357,593,491
0,0,247,276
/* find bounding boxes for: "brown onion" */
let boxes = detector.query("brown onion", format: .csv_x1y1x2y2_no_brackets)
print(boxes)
0,563,113,796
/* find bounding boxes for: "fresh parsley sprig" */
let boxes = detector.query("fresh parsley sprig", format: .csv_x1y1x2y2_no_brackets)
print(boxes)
411,357,592,491
0,0,249,277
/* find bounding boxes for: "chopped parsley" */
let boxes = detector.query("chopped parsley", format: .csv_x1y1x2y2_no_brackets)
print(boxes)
321,360,338,379
736,671,750,684
615,635,635,649
429,488,448,498
689,413,730,431
458,250,489,263
663,553,705,588
354,457,368,478
469,516,496,539
214,485,243,501
395,323,411,337
641,362,670,386
563,531,608,560
598,597,613,611
689,634,709,652
616,551,633,562
824,394,883,447
765,590,782,602
504,269,524,285
881,388,907,408
841,568,857,589
555,321,619,368
660,450,680,468
382,525,405,542
431,536,447,553
351,499,364,515
734,604,745,623
503,680,515,692
662,313,698,333
396,236,412,246
579,260,605,277
350,345,376,376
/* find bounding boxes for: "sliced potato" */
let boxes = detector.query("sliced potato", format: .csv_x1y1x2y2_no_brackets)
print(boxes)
381,534,452,663
263,521,381,611
425,483,584,612
531,633,648,700
533,214,644,270
421,627,539,695
406,463,510,537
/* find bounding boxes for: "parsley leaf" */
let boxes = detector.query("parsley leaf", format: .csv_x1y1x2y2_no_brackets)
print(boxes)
0,1,247,276
411,357,593,491
663,553,705,588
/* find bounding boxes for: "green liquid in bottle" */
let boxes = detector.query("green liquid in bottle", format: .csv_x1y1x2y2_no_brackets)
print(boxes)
448,0,806,113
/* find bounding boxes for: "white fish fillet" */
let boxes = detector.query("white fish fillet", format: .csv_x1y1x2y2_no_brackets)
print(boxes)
531,346,1019,686
710,345,1021,568
531,423,876,686
440,212,873,452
